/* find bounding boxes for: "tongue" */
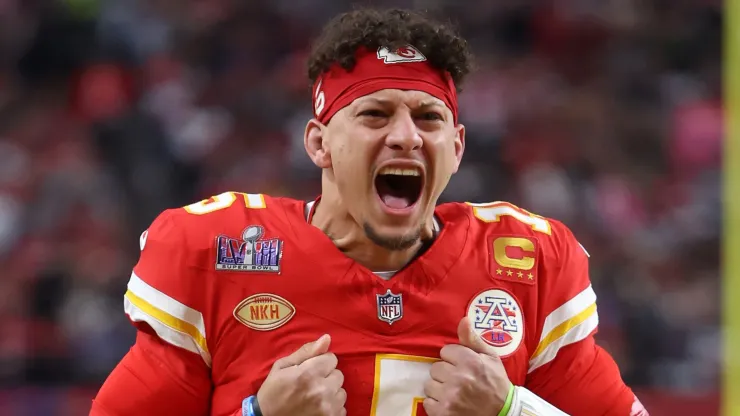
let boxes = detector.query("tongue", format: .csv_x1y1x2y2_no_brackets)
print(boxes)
381,194,411,209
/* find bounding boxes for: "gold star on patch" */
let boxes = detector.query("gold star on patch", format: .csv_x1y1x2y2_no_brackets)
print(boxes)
517,271,523,278
527,273,534,280
506,270,513,277
496,269,503,275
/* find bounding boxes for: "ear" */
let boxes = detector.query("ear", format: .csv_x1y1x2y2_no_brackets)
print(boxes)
451,123,466,174
304,118,332,169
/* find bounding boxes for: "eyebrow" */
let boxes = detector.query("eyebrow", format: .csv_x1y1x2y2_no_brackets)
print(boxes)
356,97,445,109
417,100,445,109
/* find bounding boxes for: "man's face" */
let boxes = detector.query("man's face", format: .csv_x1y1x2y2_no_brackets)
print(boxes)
305,89,465,251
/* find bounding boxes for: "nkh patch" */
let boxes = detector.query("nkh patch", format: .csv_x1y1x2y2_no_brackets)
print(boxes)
233,293,295,331
376,289,403,325
215,225,282,272
467,289,524,357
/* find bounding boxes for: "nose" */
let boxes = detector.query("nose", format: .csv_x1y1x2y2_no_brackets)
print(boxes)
384,113,423,152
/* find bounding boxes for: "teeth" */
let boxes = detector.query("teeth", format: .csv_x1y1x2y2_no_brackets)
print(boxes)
378,167,421,176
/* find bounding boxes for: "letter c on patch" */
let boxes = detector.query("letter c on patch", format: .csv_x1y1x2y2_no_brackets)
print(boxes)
493,237,535,270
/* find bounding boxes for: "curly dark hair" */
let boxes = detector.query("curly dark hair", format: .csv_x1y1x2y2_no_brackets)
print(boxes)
307,8,473,90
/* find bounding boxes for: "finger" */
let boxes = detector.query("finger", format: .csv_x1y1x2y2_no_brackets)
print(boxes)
422,397,441,416
330,389,347,416
423,378,445,401
299,352,338,377
273,334,331,369
429,360,456,383
457,317,498,356
325,368,345,390
335,387,347,407
439,343,475,366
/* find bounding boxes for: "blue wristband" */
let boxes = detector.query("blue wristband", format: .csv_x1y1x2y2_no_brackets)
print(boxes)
242,395,257,416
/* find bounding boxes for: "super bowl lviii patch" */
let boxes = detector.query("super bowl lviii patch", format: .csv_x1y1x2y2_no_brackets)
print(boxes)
216,225,282,273
467,289,524,357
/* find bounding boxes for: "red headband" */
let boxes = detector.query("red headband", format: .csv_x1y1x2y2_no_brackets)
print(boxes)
312,45,458,124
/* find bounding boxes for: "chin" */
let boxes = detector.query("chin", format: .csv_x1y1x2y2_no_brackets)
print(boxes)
363,221,421,252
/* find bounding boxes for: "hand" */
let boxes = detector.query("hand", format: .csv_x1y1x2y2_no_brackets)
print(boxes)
423,318,512,416
256,334,346,416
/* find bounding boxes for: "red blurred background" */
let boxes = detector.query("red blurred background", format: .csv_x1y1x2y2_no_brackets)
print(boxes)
0,1,722,415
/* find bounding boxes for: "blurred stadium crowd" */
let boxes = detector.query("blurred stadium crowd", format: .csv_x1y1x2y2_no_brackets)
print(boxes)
0,0,723,414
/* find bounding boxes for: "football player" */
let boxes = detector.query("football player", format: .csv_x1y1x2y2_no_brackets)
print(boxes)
91,8,648,416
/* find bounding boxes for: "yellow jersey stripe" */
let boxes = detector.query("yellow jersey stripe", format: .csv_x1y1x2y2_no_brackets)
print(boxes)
125,290,212,367
538,285,597,343
127,272,207,339
125,290,210,354
528,313,598,374
531,302,597,359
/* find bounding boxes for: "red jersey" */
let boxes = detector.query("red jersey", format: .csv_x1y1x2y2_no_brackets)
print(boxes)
91,192,642,416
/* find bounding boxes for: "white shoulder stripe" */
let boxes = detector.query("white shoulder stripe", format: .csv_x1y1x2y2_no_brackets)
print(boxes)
127,272,208,339
538,284,596,342
124,272,211,367
528,312,598,373
527,284,599,374
125,297,212,367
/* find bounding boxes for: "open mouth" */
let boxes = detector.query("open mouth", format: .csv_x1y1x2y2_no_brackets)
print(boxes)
374,166,424,211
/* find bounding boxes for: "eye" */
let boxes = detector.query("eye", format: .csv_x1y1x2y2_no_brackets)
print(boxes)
358,109,387,118
418,112,443,121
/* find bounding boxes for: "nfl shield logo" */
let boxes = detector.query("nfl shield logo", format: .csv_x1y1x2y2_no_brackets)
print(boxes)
376,289,403,325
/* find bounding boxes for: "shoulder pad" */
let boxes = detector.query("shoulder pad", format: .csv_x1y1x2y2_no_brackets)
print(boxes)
183,191,267,215
466,201,553,235
464,201,584,263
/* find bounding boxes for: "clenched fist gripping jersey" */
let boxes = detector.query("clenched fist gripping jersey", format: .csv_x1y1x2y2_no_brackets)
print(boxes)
91,192,644,416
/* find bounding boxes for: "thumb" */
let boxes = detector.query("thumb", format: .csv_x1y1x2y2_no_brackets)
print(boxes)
457,317,498,356
273,334,331,370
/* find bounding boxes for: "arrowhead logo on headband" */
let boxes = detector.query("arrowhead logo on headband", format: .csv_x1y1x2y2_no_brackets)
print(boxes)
377,45,427,64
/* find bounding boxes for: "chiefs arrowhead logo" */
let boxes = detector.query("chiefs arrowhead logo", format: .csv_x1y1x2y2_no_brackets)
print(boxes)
377,45,426,64
467,289,524,357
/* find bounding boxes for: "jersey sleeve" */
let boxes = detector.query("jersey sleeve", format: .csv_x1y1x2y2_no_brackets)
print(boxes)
93,209,223,415
124,209,211,367
525,221,648,416
91,331,212,416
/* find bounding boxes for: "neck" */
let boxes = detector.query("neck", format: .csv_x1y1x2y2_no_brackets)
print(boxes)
311,181,431,273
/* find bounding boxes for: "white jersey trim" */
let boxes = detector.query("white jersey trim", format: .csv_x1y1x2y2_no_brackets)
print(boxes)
505,386,570,416
528,285,598,373
124,272,211,367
